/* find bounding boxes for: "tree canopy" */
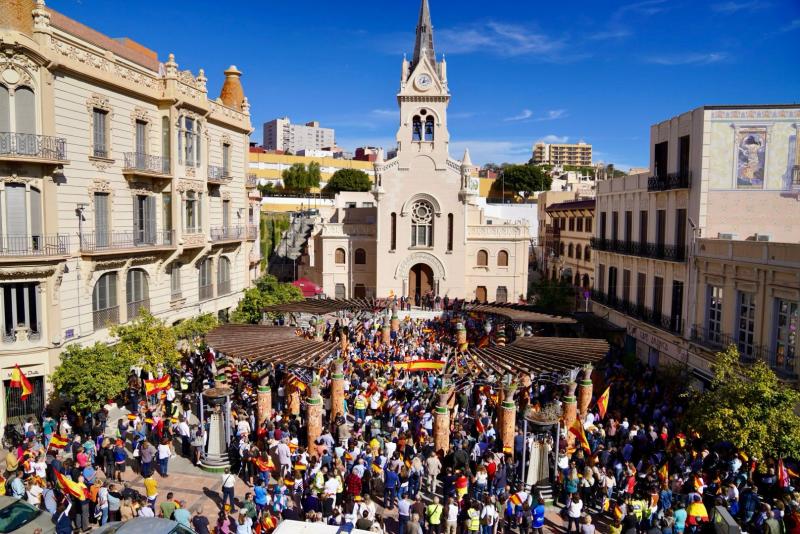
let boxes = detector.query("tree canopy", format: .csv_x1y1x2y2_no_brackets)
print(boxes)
529,277,575,312
51,342,133,412
489,164,551,198
684,345,800,459
173,313,219,351
232,274,304,324
281,162,321,192
110,310,181,373
323,168,372,194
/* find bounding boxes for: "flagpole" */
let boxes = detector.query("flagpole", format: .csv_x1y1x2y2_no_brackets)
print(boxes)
553,420,560,505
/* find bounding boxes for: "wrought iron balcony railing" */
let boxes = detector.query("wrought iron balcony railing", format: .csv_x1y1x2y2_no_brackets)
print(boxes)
246,225,258,240
589,237,686,262
80,229,175,253
210,225,245,242
246,174,259,188
208,165,233,184
0,234,69,257
217,280,231,295
199,284,214,301
126,299,150,321
0,132,67,161
123,152,170,175
647,172,691,192
93,306,119,330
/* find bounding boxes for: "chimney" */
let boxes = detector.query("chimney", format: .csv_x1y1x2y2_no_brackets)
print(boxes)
219,65,245,110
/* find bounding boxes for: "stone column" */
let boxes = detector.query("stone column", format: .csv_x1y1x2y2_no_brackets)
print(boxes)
306,387,323,447
433,391,451,455
314,317,324,341
576,366,594,418
340,326,349,352
330,360,345,422
391,312,400,332
257,386,272,428
500,386,517,458
456,322,467,351
562,381,578,447
382,323,391,344
288,386,301,416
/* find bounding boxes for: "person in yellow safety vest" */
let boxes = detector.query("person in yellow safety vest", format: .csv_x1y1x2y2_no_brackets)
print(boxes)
179,375,189,391
426,496,443,534
354,393,367,421
466,506,480,533
314,467,326,496
630,496,646,522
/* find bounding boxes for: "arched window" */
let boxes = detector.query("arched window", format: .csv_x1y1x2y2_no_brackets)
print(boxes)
14,86,35,135
584,247,591,261
424,116,434,141
355,248,366,265
477,250,488,267
92,272,118,330
390,212,397,251
496,286,508,303
217,256,231,294
447,213,453,252
412,115,422,141
198,258,213,300
411,200,434,247
576,244,582,260
497,250,509,267
126,269,149,321
568,243,574,258
335,248,346,264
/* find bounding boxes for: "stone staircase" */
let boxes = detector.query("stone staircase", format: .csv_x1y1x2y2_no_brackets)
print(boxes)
268,213,316,281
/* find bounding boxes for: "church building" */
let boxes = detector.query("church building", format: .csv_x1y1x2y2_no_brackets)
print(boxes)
299,0,530,302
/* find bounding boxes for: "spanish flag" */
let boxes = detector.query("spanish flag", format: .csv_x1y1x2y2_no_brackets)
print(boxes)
287,376,307,393
49,434,69,450
10,365,33,400
658,463,669,483
596,386,610,419
55,470,87,500
613,504,624,520
294,462,307,471
394,360,445,372
569,419,591,454
778,458,790,489
686,501,709,522
144,375,170,395
509,491,528,506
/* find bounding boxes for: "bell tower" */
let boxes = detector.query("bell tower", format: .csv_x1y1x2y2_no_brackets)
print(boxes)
395,0,450,164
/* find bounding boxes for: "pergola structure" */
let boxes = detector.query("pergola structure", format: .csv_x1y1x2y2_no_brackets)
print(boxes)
205,324,337,369
464,302,577,324
262,298,389,316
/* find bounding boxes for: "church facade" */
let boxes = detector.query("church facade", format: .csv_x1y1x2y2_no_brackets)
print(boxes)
299,0,529,302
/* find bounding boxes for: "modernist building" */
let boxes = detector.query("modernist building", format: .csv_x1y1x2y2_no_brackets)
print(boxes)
591,105,800,381
533,141,593,167
298,0,529,303
544,199,595,290
0,0,259,424
262,118,335,154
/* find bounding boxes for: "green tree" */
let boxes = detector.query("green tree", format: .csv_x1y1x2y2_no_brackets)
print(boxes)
51,343,133,412
529,277,575,312
231,274,303,324
173,313,219,351
306,162,321,190
489,164,551,199
324,168,372,194
110,309,181,372
684,345,800,459
282,163,310,192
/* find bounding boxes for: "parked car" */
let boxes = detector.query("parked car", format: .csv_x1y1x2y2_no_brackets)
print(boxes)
0,496,55,533
93,517,196,534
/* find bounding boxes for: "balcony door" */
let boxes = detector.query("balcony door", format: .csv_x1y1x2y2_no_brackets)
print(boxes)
223,200,230,230
671,281,684,332
134,195,156,245
135,120,147,168
95,193,109,248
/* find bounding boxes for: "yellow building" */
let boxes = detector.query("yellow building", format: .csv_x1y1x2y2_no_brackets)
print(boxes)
533,141,592,167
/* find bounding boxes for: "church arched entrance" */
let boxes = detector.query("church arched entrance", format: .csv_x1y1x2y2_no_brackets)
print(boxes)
408,263,434,304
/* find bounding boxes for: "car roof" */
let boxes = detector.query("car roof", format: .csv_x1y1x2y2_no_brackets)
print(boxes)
116,517,187,533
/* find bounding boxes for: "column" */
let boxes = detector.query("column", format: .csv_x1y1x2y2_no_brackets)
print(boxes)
257,385,272,428
562,381,578,447
433,391,451,455
287,386,301,416
306,388,323,447
500,386,517,458
340,326,349,352
391,312,400,332
576,365,594,419
456,322,467,351
330,360,345,422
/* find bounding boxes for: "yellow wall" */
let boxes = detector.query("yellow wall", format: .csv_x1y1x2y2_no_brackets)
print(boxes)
248,152,375,181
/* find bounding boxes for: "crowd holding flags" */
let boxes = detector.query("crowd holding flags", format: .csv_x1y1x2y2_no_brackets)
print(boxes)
569,418,591,454
10,364,33,400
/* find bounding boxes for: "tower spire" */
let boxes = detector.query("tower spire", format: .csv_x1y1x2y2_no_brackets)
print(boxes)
412,0,435,70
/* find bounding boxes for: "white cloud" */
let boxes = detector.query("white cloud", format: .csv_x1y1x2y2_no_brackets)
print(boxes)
436,21,566,59
504,109,534,122
535,109,567,121
450,140,532,166
778,19,800,33
645,52,728,65
711,1,768,13
612,0,669,20
536,135,570,143
371,109,396,117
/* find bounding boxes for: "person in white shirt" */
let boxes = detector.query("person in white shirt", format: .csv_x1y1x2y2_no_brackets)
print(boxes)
157,439,172,477
139,502,155,517
566,494,583,534
445,497,459,534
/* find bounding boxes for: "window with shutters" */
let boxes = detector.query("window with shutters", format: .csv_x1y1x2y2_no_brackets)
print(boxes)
222,200,231,230
135,119,147,156
497,250,509,267
93,108,109,158
170,263,182,300
134,195,156,245
1,282,41,342
198,258,213,301
0,184,43,254
184,191,202,233
496,286,508,303
161,116,171,172
217,256,231,295
0,85,37,154
477,250,488,267
335,248,346,264
94,193,110,248
222,143,231,176
126,269,149,321
92,272,118,330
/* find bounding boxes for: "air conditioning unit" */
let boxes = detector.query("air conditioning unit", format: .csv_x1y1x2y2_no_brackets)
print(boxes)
755,234,771,242
717,233,737,240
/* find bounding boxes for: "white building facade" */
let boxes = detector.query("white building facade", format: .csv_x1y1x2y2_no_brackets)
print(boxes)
0,0,260,425
299,0,529,303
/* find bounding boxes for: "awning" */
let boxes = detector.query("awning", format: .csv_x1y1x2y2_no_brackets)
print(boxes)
292,278,323,298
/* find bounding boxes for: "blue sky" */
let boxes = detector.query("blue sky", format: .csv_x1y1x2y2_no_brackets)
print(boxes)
51,0,799,169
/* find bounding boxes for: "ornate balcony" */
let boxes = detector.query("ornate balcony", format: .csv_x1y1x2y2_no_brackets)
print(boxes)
647,172,691,192
208,166,233,185
122,152,171,178
0,234,70,261
246,225,258,240
246,174,259,188
80,229,175,255
0,132,68,165
589,237,686,262
210,225,246,243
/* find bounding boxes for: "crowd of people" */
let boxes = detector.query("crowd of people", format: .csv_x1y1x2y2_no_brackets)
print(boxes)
1,305,798,534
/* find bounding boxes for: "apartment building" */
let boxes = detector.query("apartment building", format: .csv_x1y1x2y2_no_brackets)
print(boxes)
591,105,800,381
544,199,595,290
0,0,259,424
532,141,592,167
262,118,335,154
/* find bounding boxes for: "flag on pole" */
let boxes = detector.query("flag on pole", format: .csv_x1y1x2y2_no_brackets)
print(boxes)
55,470,87,500
10,365,33,400
596,386,610,419
778,458,790,489
569,419,591,454
144,375,170,395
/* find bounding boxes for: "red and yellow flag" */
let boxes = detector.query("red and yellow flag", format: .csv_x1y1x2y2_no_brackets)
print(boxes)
287,376,308,393
596,386,610,419
778,458,790,489
569,419,591,454
10,365,33,400
49,434,69,450
144,375,170,395
613,504,624,520
55,470,87,501
393,360,445,372
658,463,669,483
